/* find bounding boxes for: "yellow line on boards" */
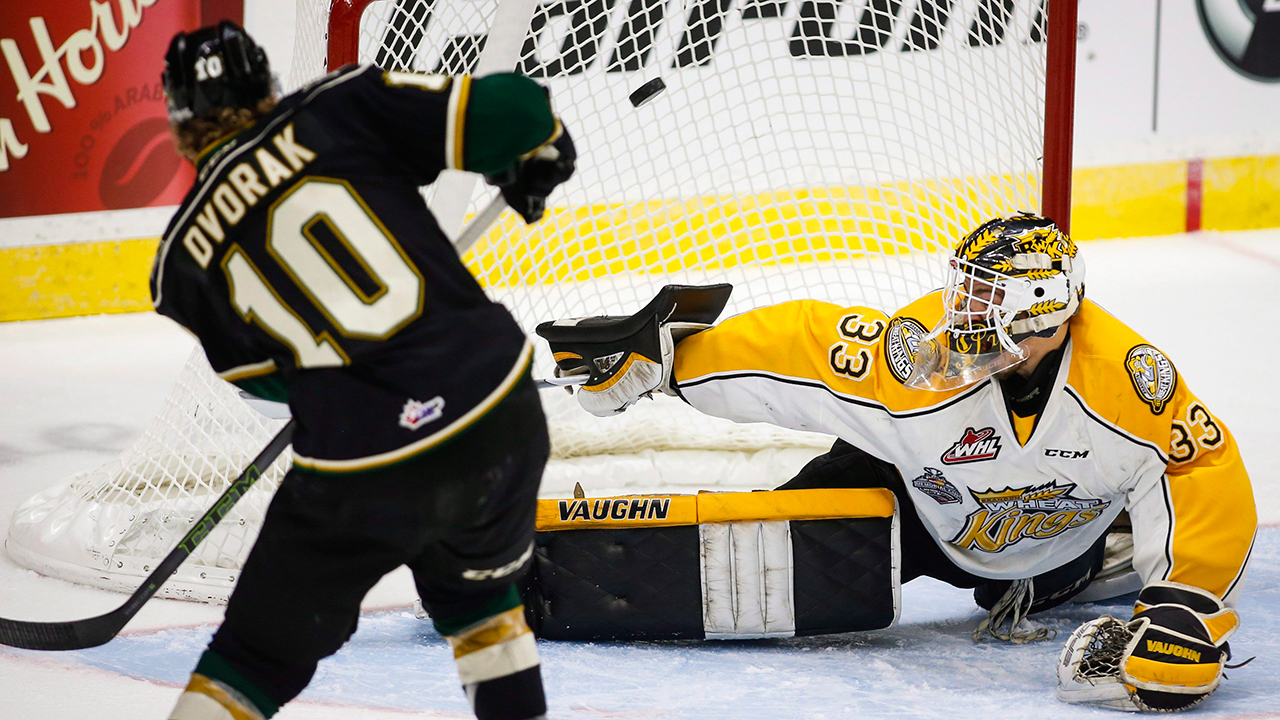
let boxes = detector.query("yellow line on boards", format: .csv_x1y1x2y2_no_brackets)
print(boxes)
3,155,1279,322
1,238,159,322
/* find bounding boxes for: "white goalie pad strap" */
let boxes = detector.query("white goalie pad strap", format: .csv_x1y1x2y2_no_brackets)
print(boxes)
700,521,796,639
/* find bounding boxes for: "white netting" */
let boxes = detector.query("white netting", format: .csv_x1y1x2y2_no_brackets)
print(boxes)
290,0,1052,461
6,350,290,602
8,0,1062,600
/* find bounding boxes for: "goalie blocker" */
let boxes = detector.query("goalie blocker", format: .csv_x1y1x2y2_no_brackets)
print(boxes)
518,488,901,640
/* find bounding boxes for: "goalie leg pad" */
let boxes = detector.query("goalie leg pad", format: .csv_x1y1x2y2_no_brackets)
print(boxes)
520,488,900,640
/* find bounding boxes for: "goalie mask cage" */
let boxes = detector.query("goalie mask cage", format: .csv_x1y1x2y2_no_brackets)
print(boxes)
6,0,1077,602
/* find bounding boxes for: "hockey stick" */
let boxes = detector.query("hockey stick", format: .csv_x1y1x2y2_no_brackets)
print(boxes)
535,375,587,390
0,197,512,652
0,423,294,650
453,194,507,256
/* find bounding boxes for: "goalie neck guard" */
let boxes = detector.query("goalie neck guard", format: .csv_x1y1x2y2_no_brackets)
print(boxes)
907,214,1085,391
162,21,273,125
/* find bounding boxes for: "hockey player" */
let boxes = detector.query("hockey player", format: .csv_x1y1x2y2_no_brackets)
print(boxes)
540,215,1256,713
155,22,575,720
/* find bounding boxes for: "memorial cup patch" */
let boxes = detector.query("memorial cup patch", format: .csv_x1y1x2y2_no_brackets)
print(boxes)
951,481,1109,553
1125,345,1177,415
885,317,928,384
912,467,963,505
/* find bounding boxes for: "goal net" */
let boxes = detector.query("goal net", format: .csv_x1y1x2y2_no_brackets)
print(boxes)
6,0,1075,601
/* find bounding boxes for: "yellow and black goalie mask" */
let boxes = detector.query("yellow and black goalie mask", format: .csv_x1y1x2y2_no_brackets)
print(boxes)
907,215,1085,391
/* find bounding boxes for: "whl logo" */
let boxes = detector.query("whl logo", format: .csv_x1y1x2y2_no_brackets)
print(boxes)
941,427,1002,465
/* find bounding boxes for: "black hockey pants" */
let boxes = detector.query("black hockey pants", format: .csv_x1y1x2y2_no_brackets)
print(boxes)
778,438,1106,615
206,372,550,706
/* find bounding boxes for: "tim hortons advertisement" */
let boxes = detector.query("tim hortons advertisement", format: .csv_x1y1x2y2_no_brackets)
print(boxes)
0,0,200,220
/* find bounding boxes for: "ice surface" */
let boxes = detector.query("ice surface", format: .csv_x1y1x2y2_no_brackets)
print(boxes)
32,526,1278,719
0,230,1277,719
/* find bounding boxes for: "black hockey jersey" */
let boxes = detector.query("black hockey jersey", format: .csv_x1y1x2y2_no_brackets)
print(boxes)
151,66,532,471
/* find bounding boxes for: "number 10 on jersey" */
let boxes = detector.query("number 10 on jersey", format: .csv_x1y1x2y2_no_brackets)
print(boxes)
222,178,425,367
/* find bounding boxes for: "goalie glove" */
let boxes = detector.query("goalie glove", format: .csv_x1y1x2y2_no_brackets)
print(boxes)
485,121,576,223
1057,581,1239,713
535,284,733,417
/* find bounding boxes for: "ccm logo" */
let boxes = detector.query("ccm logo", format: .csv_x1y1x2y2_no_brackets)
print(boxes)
1045,449,1090,459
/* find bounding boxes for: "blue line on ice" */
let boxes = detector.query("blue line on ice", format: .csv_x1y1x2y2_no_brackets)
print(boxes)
60,528,1280,719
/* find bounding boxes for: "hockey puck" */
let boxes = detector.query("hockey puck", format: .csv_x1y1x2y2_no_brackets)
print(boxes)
629,78,666,108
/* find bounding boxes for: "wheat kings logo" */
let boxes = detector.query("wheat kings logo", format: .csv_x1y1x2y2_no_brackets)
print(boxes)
1126,345,1177,415
885,317,928,384
951,481,1110,553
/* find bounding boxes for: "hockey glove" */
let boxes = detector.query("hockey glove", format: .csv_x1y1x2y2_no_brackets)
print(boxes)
536,284,733,417
485,121,576,223
1057,581,1239,712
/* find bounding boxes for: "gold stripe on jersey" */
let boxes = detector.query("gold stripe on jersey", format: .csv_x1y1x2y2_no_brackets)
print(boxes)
382,71,451,92
448,607,532,659
290,340,532,473
447,607,539,685
673,295,961,414
218,358,278,383
445,75,472,171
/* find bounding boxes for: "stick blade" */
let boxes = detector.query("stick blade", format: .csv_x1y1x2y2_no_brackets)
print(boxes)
0,611,123,651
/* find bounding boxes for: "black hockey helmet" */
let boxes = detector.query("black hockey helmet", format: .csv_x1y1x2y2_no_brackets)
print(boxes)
162,21,272,124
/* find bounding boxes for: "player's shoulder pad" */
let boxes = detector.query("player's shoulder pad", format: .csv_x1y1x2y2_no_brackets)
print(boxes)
1065,299,1181,447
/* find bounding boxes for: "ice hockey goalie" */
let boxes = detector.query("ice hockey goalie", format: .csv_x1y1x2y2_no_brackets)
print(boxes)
531,215,1256,713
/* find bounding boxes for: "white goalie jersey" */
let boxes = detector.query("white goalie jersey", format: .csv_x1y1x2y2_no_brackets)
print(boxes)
672,293,1256,605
